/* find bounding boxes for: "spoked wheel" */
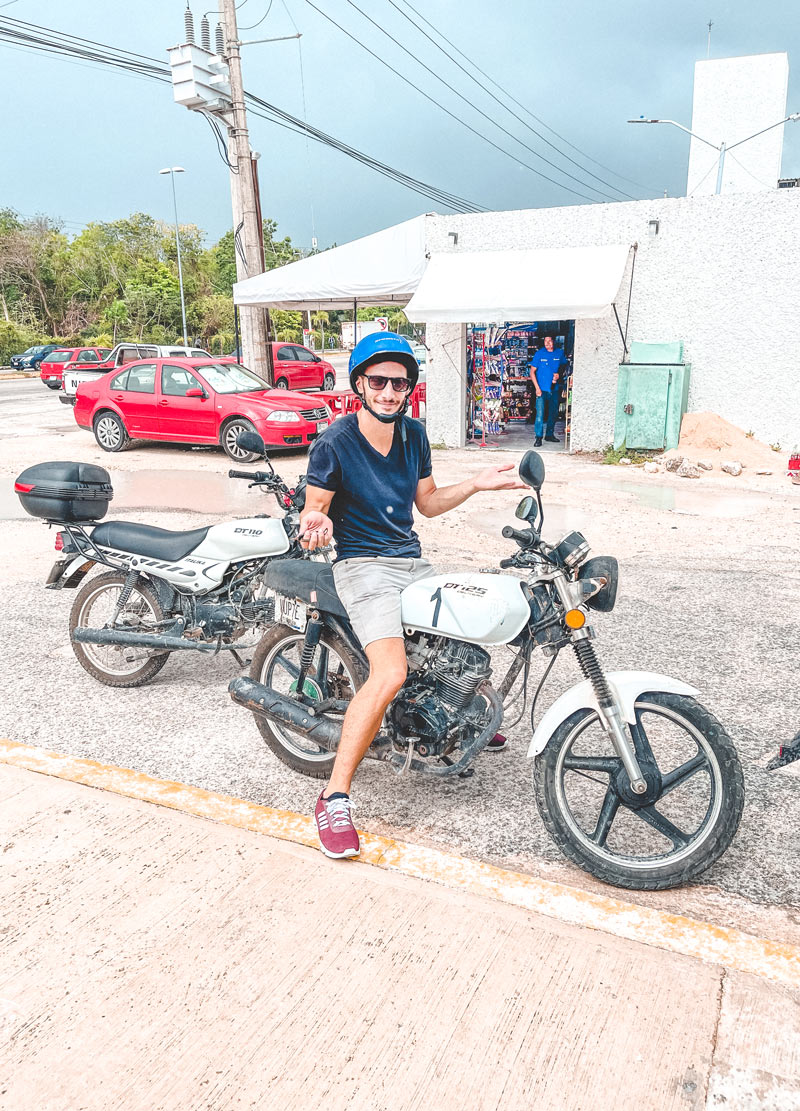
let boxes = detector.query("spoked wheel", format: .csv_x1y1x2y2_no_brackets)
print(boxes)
248,625,367,778
533,692,744,891
69,572,170,687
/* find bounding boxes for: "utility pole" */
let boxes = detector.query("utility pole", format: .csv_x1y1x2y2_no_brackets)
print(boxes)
221,0,270,380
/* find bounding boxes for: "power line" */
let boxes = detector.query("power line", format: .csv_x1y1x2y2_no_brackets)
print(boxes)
395,0,657,195
383,0,638,200
240,0,274,31
0,13,486,213
302,0,602,203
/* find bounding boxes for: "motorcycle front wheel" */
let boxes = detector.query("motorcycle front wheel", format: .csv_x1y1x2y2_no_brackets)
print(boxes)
533,692,744,891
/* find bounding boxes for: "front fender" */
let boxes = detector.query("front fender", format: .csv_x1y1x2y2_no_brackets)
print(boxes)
526,670,699,758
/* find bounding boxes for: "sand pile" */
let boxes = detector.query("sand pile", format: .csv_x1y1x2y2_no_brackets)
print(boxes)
665,412,788,471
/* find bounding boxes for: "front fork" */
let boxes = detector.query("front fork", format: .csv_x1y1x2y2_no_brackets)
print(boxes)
551,570,647,794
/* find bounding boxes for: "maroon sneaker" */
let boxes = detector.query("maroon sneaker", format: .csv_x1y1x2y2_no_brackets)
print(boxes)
485,732,508,753
314,792,360,859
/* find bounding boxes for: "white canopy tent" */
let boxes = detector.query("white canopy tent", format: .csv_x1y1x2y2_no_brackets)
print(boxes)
233,215,427,311
403,244,632,324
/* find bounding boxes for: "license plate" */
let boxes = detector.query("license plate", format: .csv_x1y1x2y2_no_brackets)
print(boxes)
316,420,328,433
277,594,307,632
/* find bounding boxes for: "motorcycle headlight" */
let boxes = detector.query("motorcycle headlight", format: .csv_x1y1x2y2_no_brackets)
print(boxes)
578,556,619,612
552,530,591,569
266,410,301,423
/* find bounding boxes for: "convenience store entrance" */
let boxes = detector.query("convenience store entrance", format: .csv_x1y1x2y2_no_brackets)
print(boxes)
467,321,574,452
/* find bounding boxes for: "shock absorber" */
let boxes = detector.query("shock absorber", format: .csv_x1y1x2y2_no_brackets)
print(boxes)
572,638,613,707
110,568,140,627
294,611,323,696
571,633,647,794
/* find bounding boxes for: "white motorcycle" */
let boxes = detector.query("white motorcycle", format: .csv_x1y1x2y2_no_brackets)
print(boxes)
15,448,315,687
229,449,745,891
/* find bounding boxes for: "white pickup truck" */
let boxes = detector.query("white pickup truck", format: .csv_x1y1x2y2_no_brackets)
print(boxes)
60,343,211,403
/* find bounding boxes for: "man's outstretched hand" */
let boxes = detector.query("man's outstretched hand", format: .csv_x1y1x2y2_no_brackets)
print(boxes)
473,463,529,492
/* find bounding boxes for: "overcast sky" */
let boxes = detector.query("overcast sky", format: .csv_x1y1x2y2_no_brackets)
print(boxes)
1,0,798,250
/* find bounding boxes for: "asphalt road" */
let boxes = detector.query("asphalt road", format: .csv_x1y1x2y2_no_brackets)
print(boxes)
2,380,799,941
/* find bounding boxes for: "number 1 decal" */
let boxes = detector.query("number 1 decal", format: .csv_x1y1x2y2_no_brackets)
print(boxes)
430,586,442,627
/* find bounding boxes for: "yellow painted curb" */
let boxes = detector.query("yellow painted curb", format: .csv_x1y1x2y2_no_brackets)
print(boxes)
2,738,799,989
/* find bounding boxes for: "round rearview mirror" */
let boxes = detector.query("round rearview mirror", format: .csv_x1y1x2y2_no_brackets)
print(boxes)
236,429,266,456
519,450,545,490
515,495,536,520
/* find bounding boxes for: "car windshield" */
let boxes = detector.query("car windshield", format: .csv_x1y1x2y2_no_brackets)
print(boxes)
196,362,268,394
25,346,45,355
46,350,74,363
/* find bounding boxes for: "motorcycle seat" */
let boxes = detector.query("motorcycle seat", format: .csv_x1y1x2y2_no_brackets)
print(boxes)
90,521,211,561
265,559,349,619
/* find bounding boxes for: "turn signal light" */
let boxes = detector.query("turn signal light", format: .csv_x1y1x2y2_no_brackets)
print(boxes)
564,608,586,629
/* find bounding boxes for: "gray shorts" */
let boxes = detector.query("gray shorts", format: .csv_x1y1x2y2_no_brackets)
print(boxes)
332,556,436,648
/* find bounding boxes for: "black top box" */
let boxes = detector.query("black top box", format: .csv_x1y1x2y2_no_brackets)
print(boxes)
15,461,113,522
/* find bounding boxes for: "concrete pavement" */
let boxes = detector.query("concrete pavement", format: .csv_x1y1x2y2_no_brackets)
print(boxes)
1,744,798,1111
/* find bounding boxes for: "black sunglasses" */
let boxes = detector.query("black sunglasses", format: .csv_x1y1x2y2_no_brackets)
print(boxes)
364,374,413,394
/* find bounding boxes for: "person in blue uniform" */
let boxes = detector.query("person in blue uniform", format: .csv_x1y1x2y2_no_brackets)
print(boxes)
530,335,568,445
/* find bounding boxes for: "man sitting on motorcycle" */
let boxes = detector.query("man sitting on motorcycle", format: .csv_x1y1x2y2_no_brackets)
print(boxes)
300,332,526,859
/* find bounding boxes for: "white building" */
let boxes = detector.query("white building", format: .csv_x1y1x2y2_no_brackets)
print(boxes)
234,54,800,453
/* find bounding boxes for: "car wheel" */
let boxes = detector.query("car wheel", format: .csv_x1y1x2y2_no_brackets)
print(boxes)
45,380,61,391
222,417,261,463
275,377,289,389
32,360,42,371
322,372,335,391
93,411,130,452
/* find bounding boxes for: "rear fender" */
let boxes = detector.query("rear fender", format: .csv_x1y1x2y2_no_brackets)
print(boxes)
46,554,95,590
526,670,699,758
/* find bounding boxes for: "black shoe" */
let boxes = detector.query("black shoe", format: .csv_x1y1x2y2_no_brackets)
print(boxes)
545,435,560,443
534,437,543,447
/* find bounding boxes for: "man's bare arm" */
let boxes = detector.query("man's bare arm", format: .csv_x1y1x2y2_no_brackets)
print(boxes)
415,465,527,519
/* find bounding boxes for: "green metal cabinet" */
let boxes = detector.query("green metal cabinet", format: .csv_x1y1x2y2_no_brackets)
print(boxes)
614,342,691,451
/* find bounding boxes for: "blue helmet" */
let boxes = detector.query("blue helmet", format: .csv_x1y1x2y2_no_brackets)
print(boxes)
348,331,420,394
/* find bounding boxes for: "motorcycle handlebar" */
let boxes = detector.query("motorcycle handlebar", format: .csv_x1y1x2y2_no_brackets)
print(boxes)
502,525,533,546
228,469,271,483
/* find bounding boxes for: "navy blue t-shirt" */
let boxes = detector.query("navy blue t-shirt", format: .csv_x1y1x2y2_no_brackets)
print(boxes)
307,414,432,562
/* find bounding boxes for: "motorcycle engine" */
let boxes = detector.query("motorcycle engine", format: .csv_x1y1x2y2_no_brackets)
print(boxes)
390,639,493,757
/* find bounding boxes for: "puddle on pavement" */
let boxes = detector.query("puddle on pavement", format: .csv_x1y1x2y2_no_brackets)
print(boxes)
599,479,767,518
1,468,280,522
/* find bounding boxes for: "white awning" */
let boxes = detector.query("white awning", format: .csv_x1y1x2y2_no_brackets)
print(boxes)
233,215,427,311
404,244,631,323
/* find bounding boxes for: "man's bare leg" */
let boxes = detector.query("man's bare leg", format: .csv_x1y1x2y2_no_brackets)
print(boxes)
324,637,407,796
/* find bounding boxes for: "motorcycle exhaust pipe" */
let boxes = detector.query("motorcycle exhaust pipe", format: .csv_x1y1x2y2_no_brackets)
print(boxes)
72,626,222,653
229,676,344,749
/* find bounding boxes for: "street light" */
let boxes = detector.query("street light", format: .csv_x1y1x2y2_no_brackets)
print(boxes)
159,166,188,345
628,114,800,194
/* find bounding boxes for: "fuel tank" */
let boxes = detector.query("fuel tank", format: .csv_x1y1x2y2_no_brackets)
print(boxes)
401,572,530,646
191,518,290,561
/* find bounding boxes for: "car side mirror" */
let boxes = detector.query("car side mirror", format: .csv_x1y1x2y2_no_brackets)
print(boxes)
519,450,545,490
185,387,206,398
237,429,267,456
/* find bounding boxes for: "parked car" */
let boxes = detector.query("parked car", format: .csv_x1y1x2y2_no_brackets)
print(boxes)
10,344,63,370
60,342,212,402
39,346,111,390
228,343,337,392
72,357,333,462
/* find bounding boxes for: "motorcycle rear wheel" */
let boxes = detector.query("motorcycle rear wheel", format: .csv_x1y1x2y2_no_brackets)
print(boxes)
533,692,744,891
249,624,367,778
69,572,170,687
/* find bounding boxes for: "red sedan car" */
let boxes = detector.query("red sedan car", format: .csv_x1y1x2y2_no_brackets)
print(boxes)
39,346,110,389
270,342,336,391
73,358,333,462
